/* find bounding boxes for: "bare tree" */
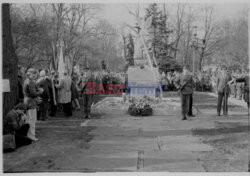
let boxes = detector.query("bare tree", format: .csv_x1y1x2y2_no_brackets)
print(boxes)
94,19,118,69
197,5,222,71
173,3,186,60
50,4,99,72
175,5,196,66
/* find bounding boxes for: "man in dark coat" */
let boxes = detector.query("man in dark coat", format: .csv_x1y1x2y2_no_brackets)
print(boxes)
49,71,58,116
36,70,50,121
174,65,194,120
3,103,32,148
216,66,232,116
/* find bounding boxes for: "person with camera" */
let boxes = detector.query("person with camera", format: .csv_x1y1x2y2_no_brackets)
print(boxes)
3,103,32,151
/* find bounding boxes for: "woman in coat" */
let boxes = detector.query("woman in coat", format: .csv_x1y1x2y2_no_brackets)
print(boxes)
71,73,81,110
55,72,72,117
23,68,43,141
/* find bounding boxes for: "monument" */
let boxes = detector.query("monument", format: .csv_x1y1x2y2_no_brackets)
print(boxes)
126,17,161,98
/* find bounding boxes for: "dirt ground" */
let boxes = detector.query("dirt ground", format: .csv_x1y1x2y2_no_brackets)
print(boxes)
3,92,249,172
191,92,248,172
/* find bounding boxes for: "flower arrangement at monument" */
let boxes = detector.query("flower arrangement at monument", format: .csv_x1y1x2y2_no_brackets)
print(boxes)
127,96,153,116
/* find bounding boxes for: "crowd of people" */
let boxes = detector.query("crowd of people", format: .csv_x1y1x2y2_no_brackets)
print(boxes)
3,63,249,151
164,65,249,120
160,67,249,102
3,66,127,151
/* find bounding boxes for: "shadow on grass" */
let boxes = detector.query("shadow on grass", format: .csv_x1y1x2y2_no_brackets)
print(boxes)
192,123,249,136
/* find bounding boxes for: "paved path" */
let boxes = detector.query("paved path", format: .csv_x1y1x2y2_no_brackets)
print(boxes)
3,92,249,172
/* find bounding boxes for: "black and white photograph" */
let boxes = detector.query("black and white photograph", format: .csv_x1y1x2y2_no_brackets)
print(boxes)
1,0,250,173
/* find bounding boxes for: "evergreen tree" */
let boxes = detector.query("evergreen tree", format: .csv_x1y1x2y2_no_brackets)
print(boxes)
145,3,177,72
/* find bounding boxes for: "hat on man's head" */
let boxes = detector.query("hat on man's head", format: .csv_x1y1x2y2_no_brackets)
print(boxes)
27,68,36,74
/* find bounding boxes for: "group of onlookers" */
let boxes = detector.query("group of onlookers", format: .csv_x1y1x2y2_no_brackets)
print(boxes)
168,64,249,120
160,67,249,101
229,69,249,100
3,66,128,151
3,64,248,151
3,66,91,151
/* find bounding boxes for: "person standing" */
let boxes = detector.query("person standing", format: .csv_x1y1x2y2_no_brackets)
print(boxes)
23,68,43,141
56,72,72,117
230,70,237,98
235,69,243,100
82,67,94,119
161,71,167,91
211,72,217,93
174,65,194,120
71,73,81,110
188,70,196,117
234,72,249,108
49,71,58,117
216,66,232,116
36,70,50,121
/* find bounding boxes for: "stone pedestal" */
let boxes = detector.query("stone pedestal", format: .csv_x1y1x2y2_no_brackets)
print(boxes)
127,66,160,98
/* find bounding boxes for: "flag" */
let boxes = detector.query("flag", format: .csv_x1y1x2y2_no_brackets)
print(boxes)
58,43,66,78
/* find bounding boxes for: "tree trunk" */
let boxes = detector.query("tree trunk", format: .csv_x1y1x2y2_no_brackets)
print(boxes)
173,38,180,60
199,48,205,71
2,3,19,116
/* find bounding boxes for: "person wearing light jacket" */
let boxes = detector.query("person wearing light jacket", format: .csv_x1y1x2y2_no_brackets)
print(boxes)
23,68,43,141
55,72,72,117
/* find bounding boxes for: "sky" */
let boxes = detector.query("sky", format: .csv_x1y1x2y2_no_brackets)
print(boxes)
100,3,247,26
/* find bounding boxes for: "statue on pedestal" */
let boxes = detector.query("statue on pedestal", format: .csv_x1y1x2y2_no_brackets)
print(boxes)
126,15,162,98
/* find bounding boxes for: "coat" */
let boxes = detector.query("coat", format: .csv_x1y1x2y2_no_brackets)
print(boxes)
236,75,249,103
3,110,25,135
174,73,193,95
36,77,50,102
23,78,41,109
217,73,232,93
71,80,79,100
57,76,72,104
